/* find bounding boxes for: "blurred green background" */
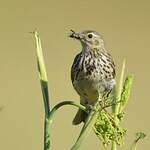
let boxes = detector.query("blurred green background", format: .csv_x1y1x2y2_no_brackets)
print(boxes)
0,0,149,149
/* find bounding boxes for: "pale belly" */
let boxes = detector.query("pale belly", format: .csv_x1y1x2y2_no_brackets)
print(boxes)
73,77,105,105
73,75,115,105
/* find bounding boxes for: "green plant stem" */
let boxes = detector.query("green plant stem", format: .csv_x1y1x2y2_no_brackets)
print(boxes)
111,142,117,150
45,101,86,150
130,142,137,150
33,31,51,150
48,101,86,149
49,101,86,122
71,111,99,150
33,31,87,150
114,59,126,121
34,30,50,115
71,101,100,150
44,118,50,150
119,75,134,113
111,59,126,150
130,137,141,150
129,132,146,150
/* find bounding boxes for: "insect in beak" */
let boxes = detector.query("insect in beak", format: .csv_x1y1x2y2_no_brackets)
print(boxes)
69,29,83,40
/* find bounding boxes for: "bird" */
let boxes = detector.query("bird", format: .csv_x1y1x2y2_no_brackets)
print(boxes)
70,30,116,125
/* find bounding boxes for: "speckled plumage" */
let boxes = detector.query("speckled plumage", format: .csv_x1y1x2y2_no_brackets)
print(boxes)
70,30,116,125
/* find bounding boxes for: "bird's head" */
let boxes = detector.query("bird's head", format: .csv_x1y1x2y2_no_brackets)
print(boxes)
70,30,105,50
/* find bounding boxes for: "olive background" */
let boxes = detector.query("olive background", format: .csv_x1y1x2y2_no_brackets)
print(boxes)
0,0,149,149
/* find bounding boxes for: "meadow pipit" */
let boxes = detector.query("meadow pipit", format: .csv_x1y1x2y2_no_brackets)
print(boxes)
70,30,116,125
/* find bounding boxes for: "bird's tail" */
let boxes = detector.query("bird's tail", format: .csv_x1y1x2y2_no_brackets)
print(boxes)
72,109,87,125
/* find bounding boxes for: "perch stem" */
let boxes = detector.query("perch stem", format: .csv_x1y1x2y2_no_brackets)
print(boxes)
111,59,126,150
49,101,86,122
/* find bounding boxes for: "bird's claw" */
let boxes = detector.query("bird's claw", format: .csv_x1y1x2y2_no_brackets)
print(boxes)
85,104,94,113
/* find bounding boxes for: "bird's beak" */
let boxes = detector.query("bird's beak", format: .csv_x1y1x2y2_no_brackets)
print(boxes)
69,30,83,40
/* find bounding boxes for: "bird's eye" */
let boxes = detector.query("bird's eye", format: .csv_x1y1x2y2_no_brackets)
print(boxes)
88,33,93,38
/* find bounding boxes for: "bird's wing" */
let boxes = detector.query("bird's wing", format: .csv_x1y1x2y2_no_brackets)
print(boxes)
71,52,82,83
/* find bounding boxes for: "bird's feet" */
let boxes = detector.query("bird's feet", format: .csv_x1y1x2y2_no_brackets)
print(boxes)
85,104,94,113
